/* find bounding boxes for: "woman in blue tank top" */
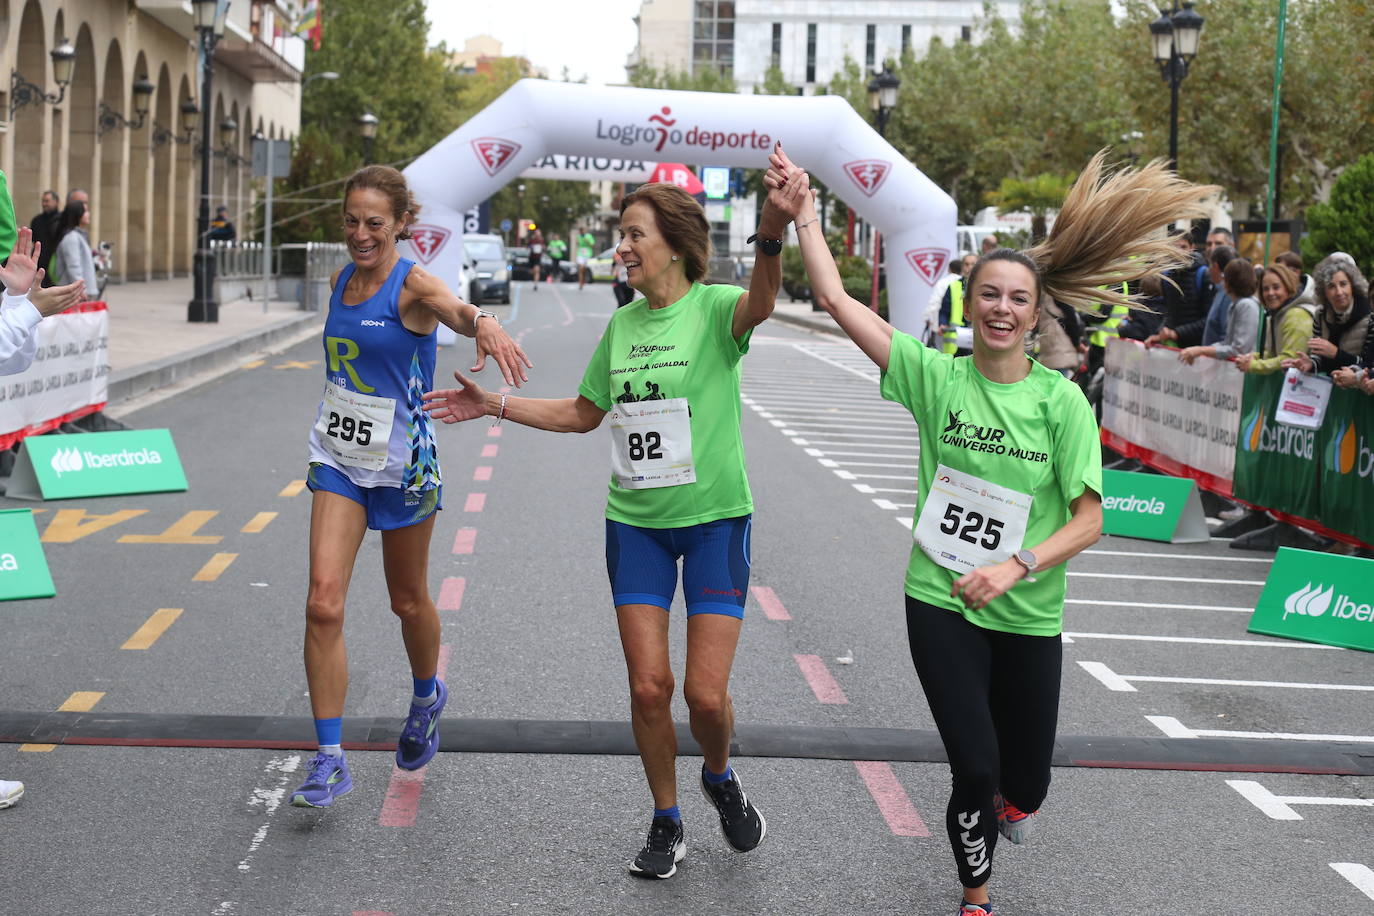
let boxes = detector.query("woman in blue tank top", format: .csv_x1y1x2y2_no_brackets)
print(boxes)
290,166,532,808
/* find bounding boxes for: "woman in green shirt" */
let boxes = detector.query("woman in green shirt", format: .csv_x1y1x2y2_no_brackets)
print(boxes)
422,170,802,879
770,144,1216,916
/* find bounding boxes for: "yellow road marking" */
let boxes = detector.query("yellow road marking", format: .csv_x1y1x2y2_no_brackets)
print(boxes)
274,360,318,370
42,509,148,543
193,552,238,581
279,480,307,498
22,691,105,751
241,359,267,369
241,512,278,533
118,511,223,544
121,608,183,650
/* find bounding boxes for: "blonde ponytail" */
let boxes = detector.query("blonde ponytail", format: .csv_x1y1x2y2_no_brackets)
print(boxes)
1020,150,1221,314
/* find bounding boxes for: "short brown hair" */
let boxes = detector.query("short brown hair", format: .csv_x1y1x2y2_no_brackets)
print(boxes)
1222,257,1256,299
1275,250,1303,273
343,165,421,241
619,183,711,282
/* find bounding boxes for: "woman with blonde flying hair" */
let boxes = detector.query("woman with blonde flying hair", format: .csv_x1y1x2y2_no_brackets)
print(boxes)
767,145,1217,915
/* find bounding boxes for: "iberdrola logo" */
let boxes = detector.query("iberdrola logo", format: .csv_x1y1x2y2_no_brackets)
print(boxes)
1327,419,1358,474
1240,405,1265,452
1283,581,1334,620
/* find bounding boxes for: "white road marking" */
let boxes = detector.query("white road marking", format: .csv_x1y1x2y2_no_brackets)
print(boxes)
872,498,916,511
1068,571,1265,586
793,438,918,449
1065,599,1252,613
1227,780,1374,821
852,484,918,495
1146,715,1374,743
1079,659,1370,692
236,754,302,873
1061,631,1341,650
807,449,918,460
818,458,918,469
1330,863,1374,901
1083,548,1272,564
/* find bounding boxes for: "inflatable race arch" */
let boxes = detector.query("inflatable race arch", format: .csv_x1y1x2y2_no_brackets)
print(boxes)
402,79,955,335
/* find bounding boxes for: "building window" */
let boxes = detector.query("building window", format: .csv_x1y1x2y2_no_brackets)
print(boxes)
961,25,972,43
866,24,876,71
692,0,736,77
806,23,817,83
902,24,911,57
771,22,781,69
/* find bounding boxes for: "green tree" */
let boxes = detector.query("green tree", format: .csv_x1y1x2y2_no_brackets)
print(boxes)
274,0,473,243
1300,152,1374,278
984,171,1075,242
627,63,737,93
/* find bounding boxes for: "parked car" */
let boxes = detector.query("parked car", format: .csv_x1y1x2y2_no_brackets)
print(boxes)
464,233,510,304
587,247,618,283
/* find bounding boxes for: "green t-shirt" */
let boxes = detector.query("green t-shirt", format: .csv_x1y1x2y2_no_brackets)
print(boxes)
578,233,596,259
547,238,568,259
0,170,15,261
579,282,752,528
880,331,1102,636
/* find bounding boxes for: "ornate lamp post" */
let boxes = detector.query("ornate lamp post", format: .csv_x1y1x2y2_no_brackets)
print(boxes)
188,0,229,322
865,63,900,312
358,112,378,165
1149,2,1205,172
9,38,76,117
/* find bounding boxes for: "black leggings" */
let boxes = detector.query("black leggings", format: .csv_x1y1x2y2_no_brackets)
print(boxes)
905,596,1062,889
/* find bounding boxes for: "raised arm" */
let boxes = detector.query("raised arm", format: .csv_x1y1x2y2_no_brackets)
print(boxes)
422,370,605,433
732,143,800,338
767,146,895,371
404,266,532,387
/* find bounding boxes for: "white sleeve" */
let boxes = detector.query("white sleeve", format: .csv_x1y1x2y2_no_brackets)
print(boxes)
0,291,42,376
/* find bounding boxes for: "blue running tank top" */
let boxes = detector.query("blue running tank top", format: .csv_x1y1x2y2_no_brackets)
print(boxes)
306,258,440,494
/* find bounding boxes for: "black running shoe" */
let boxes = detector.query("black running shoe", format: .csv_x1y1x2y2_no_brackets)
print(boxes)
699,764,767,852
628,815,685,879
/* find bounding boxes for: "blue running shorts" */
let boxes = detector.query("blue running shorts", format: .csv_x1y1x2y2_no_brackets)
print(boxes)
605,515,751,618
307,462,442,531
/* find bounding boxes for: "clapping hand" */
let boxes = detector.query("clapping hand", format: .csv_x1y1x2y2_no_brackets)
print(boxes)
0,227,40,295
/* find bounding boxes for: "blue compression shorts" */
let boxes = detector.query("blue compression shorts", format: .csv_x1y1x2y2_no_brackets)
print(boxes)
306,462,442,531
605,514,752,618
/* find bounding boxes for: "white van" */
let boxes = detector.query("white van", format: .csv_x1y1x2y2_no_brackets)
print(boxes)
956,226,1003,257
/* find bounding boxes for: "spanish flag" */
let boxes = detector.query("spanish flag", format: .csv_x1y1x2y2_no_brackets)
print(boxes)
294,0,323,51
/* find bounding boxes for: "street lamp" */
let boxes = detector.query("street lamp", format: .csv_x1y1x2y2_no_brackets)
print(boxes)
188,0,228,322
357,111,378,165
866,64,900,136
302,70,339,88
1149,2,1205,172
865,64,900,312
10,38,77,117
98,74,156,135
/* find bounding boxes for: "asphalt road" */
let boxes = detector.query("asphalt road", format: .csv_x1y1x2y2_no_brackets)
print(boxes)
1,280,1371,916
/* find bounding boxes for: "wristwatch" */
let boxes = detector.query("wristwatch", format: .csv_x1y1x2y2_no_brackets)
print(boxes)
473,307,498,325
747,233,783,256
1013,549,1038,583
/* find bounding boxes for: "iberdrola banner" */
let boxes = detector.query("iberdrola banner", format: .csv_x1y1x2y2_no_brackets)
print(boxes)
1232,372,1321,521
1315,387,1374,546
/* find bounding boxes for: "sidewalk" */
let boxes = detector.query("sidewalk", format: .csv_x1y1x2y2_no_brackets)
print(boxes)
768,297,845,337
101,277,323,409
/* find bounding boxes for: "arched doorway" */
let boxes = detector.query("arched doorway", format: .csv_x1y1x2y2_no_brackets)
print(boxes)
97,39,126,282
11,0,48,208
151,62,174,278
66,26,98,211
48,10,66,197
125,51,153,281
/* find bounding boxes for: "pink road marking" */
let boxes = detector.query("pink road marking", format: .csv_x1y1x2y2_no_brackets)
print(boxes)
378,645,451,828
794,654,848,704
854,761,930,836
482,444,498,458
463,493,486,512
452,529,476,555
473,466,492,481
487,426,502,438
751,586,791,621
437,577,466,611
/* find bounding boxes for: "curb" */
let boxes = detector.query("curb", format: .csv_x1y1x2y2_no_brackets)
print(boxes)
770,305,846,338
106,310,323,406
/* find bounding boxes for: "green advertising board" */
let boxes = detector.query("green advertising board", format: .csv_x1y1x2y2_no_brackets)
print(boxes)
1233,372,1321,520
1249,547,1374,652
0,509,55,600
1100,469,1209,543
6,429,188,500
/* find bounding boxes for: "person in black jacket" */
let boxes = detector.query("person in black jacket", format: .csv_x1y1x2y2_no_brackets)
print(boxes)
1144,233,1207,348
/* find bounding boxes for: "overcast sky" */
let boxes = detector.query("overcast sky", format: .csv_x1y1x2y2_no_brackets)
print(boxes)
426,1,643,86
